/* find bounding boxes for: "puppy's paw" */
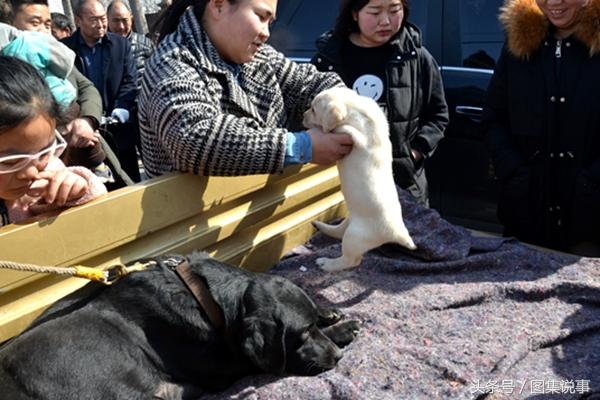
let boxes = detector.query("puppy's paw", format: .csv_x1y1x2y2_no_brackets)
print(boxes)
315,257,330,268
316,257,350,272
322,319,361,348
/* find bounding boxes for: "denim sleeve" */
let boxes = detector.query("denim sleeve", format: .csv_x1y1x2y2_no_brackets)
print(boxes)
284,131,312,165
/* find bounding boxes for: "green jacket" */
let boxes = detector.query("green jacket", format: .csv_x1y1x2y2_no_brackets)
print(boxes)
68,67,103,128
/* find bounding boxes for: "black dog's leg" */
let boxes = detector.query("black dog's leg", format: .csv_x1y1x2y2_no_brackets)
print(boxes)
321,319,361,348
316,307,344,327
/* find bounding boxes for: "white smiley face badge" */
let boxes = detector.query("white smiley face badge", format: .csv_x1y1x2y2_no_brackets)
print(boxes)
352,74,384,101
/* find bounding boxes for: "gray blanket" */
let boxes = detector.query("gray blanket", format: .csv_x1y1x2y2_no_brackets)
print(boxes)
206,190,600,399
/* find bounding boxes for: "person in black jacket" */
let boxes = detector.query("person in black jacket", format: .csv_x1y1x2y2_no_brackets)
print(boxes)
62,0,139,182
312,0,448,206
483,0,600,256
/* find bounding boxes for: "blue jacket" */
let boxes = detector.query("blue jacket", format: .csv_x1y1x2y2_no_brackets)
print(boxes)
62,30,137,113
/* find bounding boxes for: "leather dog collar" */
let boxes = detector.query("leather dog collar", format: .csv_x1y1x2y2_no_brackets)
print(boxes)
173,259,226,332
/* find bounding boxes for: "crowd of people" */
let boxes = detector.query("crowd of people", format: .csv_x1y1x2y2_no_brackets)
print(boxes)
0,0,598,256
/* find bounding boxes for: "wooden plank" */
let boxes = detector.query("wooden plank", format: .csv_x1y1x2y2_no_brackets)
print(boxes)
0,165,319,290
0,165,346,342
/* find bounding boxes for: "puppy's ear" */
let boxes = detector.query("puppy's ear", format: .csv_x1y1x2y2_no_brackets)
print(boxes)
322,101,347,132
242,316,286,374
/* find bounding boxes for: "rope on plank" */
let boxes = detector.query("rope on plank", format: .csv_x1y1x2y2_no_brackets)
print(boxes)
0,260,155,285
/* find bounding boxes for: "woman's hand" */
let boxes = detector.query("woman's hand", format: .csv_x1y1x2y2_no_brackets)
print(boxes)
308,127,354,165
35,169,88,206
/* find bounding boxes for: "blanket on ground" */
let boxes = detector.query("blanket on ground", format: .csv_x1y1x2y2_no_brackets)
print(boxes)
207,190,600,400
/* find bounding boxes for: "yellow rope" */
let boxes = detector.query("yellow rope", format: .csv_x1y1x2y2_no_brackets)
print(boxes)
73,266,108,282
0,260,156,285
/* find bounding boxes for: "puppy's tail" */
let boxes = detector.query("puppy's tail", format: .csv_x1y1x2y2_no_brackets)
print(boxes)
312,218,349,240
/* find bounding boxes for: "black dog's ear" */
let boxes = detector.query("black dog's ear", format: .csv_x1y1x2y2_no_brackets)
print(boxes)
242,316,286,374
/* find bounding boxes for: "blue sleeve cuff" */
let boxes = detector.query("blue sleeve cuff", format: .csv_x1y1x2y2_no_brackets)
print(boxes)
284,131,312,165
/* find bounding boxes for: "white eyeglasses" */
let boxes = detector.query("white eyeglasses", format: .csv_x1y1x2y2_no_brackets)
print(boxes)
0,131,67,174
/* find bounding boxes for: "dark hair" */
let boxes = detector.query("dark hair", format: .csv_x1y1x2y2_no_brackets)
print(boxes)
0,0,13,23
0,56,61,132
154,0,240,43
51,12,72,30
154,0,203,42
332,0,410,39
56,100,80,129
9,0,48,14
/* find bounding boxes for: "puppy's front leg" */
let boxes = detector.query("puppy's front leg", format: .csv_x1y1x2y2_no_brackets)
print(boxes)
321,320,361,348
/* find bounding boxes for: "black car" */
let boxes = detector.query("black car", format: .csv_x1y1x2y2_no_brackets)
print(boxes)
268,0,506,232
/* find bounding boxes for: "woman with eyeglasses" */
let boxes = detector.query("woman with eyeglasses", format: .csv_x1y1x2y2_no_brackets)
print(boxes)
0,55,106,226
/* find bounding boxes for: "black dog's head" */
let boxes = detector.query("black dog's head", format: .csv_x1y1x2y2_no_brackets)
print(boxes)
161,252,357,381
239,275,344,376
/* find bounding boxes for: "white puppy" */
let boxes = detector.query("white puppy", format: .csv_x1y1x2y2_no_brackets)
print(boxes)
303,87,417,272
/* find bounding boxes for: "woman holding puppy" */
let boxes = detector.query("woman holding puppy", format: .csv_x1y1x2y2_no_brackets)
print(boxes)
312,0,448,206
484,0,600,256
139,0,354,179
0,56,106,226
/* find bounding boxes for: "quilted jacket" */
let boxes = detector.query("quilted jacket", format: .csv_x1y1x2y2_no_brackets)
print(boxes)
484,0,600,251
138,8,342,178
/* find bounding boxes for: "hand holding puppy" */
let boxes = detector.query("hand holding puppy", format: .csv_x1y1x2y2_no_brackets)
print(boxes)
307,127,353,165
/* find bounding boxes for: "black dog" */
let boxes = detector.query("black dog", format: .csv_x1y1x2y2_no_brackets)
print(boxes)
0,253,360,399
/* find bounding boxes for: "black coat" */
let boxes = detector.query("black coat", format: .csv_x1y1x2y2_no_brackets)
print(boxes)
62,30,137,113
312,24,448,205
484,5,600,252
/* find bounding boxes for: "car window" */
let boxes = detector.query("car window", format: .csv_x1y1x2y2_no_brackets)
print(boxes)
269,0,340,60
457,0,504,69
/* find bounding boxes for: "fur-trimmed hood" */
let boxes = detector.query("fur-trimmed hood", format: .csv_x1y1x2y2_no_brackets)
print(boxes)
500,0,600,58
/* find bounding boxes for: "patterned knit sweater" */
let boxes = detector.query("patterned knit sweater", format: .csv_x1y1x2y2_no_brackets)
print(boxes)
138,8,343,178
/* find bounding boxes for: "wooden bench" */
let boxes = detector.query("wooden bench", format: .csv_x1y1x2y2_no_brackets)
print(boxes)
0,165,346,343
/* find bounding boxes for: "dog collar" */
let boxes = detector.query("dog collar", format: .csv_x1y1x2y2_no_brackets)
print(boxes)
169,258,226,332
